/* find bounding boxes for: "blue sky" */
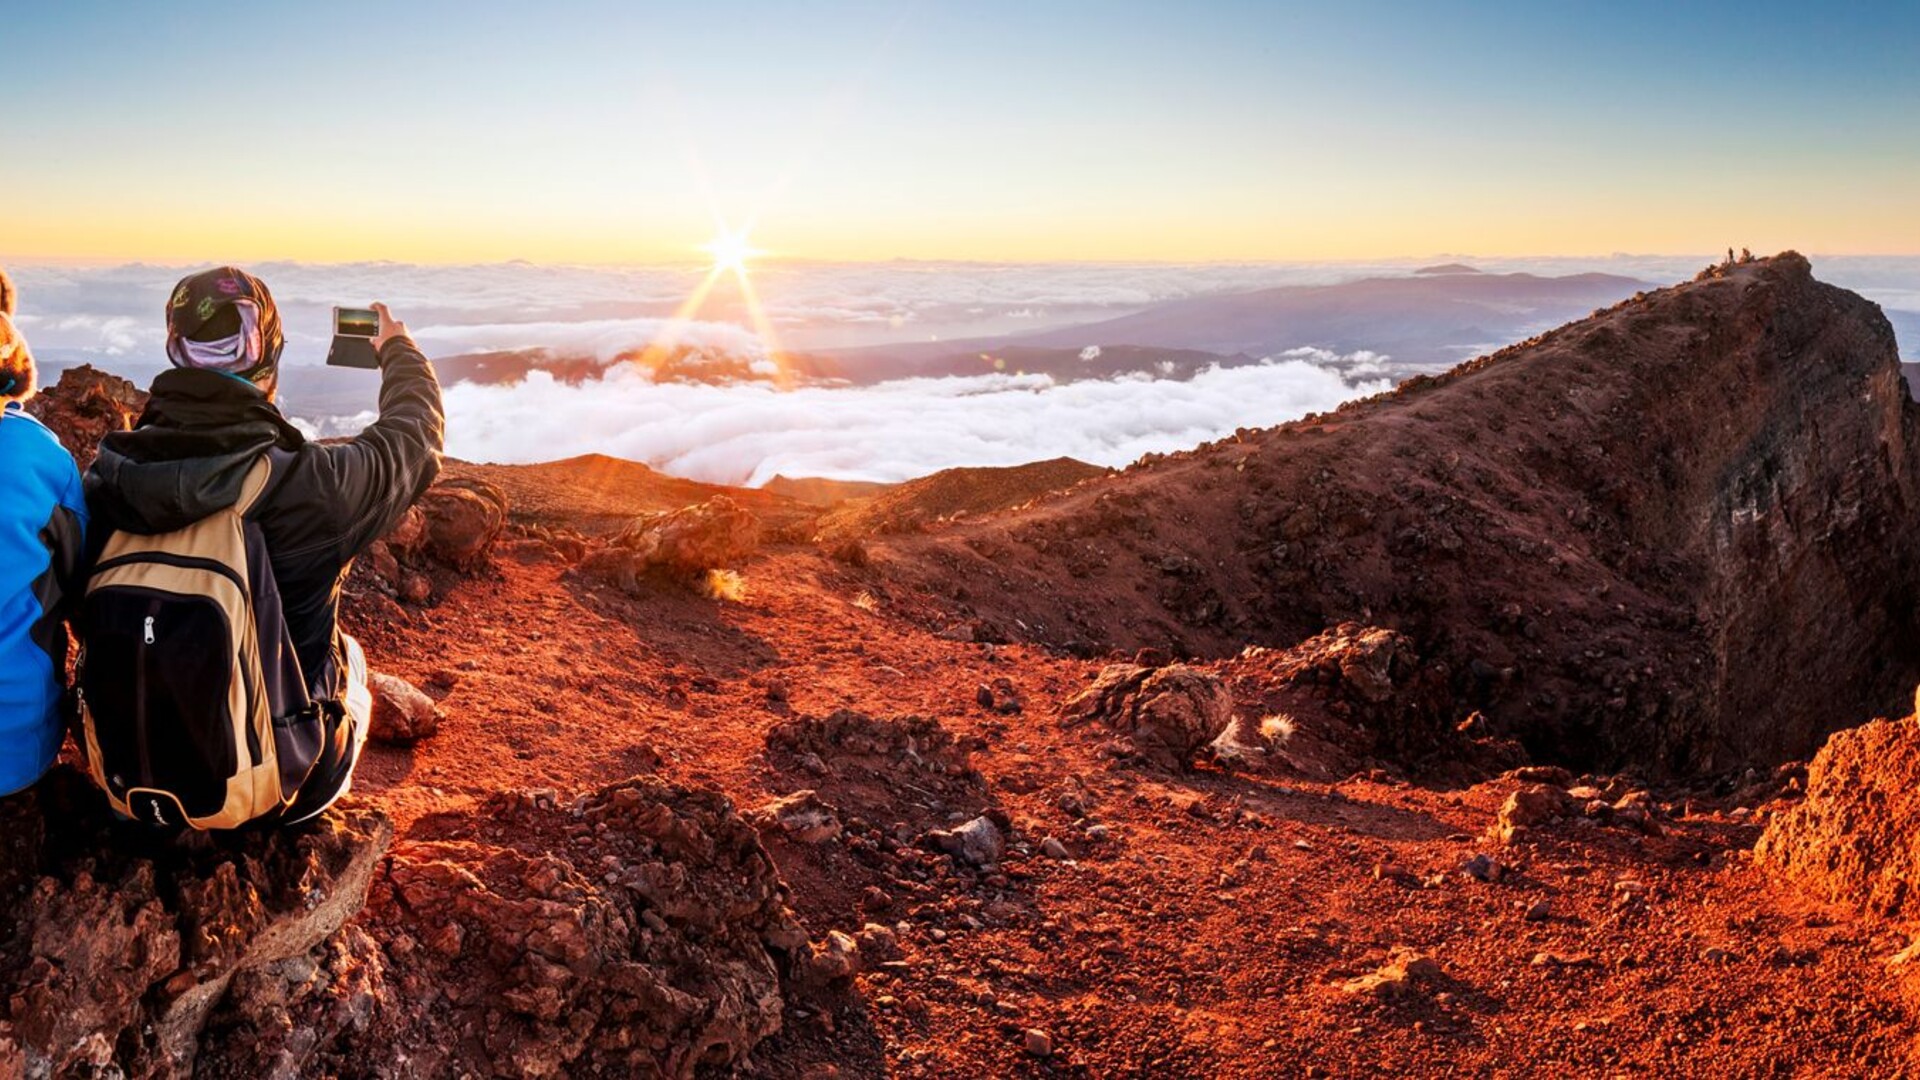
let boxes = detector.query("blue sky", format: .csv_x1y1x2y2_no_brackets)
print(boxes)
2,1,1915,262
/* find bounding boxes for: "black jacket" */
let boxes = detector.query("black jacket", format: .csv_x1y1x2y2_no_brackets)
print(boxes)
85,338,444,700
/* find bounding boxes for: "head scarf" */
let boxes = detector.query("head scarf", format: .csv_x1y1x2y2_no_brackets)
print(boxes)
165,267,284,389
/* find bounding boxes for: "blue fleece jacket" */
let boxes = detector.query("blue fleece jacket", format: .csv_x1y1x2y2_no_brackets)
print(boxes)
0,401,86,796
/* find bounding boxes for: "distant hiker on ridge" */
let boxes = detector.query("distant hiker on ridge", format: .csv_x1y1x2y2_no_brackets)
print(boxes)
0,269,89,797
78,268,444,828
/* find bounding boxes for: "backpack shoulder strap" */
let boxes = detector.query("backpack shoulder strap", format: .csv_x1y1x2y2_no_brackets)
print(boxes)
234,456,276,517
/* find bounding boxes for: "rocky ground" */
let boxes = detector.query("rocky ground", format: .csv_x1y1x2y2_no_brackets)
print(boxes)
333,541,1920,1078
7,254,1920,1078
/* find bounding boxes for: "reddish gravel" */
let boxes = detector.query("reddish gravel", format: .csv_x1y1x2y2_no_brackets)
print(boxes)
347,545,1920,1078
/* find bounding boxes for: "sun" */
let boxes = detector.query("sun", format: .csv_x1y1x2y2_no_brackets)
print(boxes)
703,229,761,275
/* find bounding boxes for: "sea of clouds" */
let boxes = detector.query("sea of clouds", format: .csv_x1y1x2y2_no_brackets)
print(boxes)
11,256,1919,485
434,358,1389,486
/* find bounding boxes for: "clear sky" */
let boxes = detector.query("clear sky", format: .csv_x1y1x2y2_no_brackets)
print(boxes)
2,1,1915,264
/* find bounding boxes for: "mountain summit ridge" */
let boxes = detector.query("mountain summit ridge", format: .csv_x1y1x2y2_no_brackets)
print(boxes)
874,253,1919,773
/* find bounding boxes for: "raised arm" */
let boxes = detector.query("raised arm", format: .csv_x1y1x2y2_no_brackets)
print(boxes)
321,303,446,558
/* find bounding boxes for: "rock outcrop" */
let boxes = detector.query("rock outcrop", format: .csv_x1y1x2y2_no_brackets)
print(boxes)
0,769,391,1077
0,770,823,1079
1755,716,1920,922
356,778,808,1078
579,495,762,589
881,255,1920,774
415,476,509,570
1060,663,1234,771
351,477,509,608
1225,622,1455,765
24,364,146,470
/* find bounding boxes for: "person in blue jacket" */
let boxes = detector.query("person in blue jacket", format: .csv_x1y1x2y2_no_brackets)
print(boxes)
0,274,88,797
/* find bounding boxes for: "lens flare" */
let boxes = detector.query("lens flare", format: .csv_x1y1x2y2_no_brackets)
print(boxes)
634,219,792,385
702,229,760,275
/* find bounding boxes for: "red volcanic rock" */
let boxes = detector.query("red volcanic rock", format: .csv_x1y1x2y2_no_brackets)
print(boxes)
579,495,762,589
24,364,147,469
881,255,1920,774
1061,663,1234,771
1218,622,1458,771
353,777,808,1078
384,504,428,558
1755,716,1920,921
418,477,508,569
0,769,391,1077
1493,784,1576,845
0,771,822,1079
349,482,505,607
368,671,441,743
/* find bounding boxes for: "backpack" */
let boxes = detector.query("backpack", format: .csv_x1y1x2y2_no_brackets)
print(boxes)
77,456,324,829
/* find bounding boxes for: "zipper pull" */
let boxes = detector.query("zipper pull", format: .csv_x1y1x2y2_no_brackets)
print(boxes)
143,616,156,645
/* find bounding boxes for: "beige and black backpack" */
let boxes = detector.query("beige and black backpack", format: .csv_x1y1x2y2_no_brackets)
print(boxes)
78,457,323,829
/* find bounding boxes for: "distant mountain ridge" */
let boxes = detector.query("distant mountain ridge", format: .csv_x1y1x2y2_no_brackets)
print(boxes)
398,267,1651,392
820,267,1649,381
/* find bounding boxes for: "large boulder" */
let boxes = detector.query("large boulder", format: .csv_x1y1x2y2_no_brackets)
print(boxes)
417,476,508,570
0,769,392,1077
24,364,147,470
1060,663,1234,771
579,495,762,590
1755,716,1920,920
349,477,509,607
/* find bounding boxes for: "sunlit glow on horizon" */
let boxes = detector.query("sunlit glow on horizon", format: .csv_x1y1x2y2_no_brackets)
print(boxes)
2,5,1915,266
634,214,792,386
702,228,761,275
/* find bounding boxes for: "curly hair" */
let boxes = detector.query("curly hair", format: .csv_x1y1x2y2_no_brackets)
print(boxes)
0,313,34,402
0,267,14,318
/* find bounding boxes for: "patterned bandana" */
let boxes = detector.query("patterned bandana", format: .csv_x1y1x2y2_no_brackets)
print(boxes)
165,267,284,386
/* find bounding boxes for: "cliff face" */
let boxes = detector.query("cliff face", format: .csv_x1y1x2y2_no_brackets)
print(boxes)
877,255,1920,774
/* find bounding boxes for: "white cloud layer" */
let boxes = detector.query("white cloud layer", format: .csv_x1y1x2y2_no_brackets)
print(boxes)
11,255,1917,365
14,256,1918,487
411,317,768,364
429,358,1388,486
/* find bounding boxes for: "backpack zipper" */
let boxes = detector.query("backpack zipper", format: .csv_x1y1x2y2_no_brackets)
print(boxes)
136,600,158,788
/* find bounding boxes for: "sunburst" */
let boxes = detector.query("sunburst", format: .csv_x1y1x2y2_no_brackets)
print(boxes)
702,228,761,275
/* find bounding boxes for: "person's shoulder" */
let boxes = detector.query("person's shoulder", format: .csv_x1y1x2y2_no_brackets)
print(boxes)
258,440,343,504
1,407,77,463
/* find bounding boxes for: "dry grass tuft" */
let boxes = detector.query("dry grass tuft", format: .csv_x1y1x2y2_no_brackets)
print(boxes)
703,568,750,602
